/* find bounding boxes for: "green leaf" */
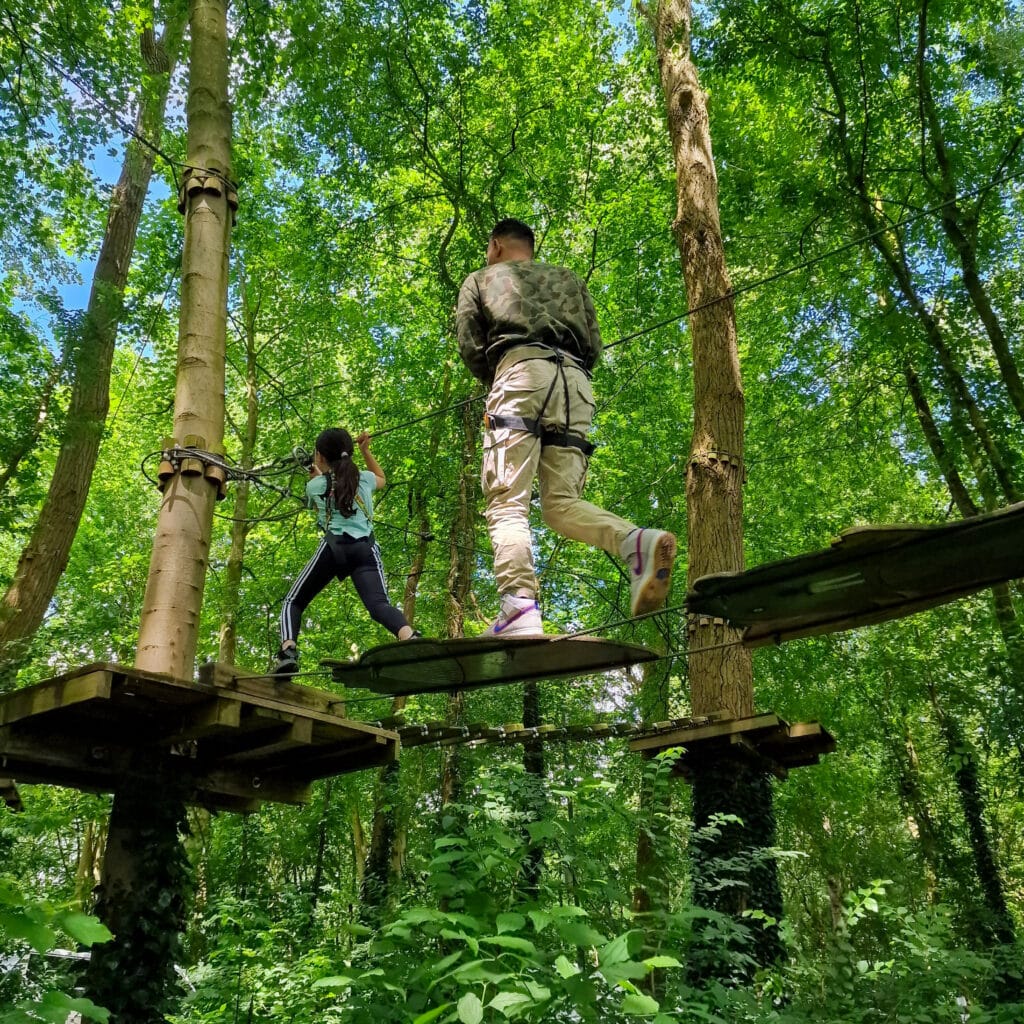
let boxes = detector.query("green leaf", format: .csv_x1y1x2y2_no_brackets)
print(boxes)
525,820,558,841
600,929,644,967
479,934,537,955
42,992,110,1023
413,1004,452,1024
601,960,649,984
643,956,683,969
0,909,56,953
488,991,534,1016
57,911,112,947
457,991,483,1024
621,991,660,1015
556,921,606,947
554,954,581,978
496,912,526,934
312,974,355,990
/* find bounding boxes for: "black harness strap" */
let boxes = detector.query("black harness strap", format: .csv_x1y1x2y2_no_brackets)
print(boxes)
485,348,596,457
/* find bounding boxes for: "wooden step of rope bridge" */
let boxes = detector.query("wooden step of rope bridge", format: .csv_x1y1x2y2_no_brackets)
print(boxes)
687,501,1024,646
365,712,834,782
0,662,398,812
628,712,835,780
321,633,659,695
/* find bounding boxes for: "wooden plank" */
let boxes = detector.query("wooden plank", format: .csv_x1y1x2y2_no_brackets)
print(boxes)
0,670,113,727
162,698,242,742
322,634,659,696
629,712,783,754
0,726,132,776
200,676,391,739
270,737,398,780
217,711,314,763
200,662,348,717
196,766,311,806
110,666,210,704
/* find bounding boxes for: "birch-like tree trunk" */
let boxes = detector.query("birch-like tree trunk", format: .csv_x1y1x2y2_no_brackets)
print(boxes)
136,0,235,678
87,4,234,1018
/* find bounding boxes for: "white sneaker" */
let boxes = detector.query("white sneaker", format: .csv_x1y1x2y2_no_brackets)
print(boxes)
620,529,677,617
486,594,544,637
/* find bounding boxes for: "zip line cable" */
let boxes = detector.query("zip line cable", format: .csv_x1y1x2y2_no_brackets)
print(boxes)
359,164,1024,442
4,9,234,190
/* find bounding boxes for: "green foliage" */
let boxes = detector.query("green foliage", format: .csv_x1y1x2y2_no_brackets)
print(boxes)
3,0,1024,1022
0,876,111,1023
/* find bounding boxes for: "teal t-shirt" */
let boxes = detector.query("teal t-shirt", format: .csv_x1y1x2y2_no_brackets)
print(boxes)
306,470,376,539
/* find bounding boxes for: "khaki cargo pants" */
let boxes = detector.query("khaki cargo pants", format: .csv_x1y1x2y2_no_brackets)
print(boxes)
482,352,637,598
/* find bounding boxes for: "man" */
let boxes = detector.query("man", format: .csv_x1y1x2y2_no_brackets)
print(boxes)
456,218,676,636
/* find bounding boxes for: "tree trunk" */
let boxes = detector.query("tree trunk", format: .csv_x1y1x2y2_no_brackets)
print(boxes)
820,44,1019,505
0,340,65,500
0,12,187,672
87,4,233,1019
84,764,192,1022
136,0,235,678
521,681,545,896
648,0,782,975
929,687,1017,948
914,0,1024,422
633,663,671,916
310,778,333,911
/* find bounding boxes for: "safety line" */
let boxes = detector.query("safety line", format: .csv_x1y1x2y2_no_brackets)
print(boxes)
357,166,1024,441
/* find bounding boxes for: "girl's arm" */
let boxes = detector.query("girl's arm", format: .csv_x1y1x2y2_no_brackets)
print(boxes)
356,431,386,488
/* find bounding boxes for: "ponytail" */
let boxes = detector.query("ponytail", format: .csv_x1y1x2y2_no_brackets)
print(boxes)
315,428,360,518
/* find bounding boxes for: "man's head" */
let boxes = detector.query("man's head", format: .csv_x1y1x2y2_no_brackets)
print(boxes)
486,218,535,265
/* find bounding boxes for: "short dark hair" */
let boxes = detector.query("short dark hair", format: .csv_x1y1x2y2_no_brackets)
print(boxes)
490,218,535,252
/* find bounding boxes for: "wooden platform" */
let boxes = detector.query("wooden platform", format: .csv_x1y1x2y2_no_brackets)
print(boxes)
686,501,1024,646
322,634,659,695
0,663,398,812
629,712,835,779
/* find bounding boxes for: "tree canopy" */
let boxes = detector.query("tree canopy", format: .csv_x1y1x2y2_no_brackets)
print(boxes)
1,0,1023,1020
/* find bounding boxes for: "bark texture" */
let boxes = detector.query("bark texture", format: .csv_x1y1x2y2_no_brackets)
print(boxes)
649,0,781,973
136,0,234,678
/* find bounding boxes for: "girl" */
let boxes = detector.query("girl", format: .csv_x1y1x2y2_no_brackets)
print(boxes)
273,428,416,678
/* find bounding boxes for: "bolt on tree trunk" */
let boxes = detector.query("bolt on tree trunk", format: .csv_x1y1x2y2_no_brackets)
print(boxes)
646,0,783,976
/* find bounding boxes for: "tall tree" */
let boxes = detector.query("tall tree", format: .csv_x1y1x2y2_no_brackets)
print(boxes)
0,5,187,673
644,0,784,973
87,2,233,1019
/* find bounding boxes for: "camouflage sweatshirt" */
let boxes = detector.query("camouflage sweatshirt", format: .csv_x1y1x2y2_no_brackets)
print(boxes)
456,259,602,384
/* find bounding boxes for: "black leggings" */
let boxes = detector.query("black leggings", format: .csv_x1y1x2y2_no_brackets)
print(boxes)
279,536,408,645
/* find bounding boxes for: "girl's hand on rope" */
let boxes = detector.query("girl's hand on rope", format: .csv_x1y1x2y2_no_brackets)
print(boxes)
355,431,372,452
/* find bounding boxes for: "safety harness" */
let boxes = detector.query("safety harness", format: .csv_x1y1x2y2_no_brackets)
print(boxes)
484,347,596,457
320,471,374,548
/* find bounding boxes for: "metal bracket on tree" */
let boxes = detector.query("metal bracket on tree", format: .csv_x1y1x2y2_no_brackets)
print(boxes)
176,166,239,222
156,436,229,499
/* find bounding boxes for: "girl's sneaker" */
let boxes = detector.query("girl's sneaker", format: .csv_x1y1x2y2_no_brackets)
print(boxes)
486,594,544,637
273,647,299,679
